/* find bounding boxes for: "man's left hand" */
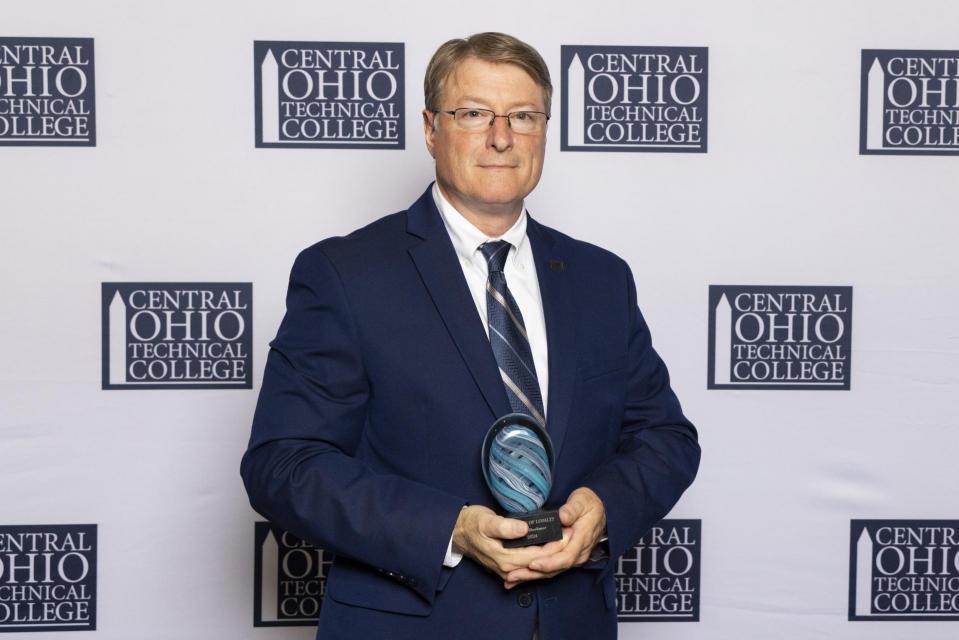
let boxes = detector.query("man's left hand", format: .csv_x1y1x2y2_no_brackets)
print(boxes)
503,486,606,588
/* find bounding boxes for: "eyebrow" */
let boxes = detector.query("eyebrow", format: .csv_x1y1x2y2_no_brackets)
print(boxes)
457,95,542,111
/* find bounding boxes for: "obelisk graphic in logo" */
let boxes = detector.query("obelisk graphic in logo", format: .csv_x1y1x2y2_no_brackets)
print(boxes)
260,529,279,622
855,526,873,617
261,49,280,144
566,53,585,147
866,58,885,151
712,293,731,385
108,290,127,385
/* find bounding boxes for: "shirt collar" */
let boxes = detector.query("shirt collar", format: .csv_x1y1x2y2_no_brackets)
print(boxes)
431,182,529,265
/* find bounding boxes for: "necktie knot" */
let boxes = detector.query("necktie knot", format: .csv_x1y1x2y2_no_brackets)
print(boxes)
480,240,511,274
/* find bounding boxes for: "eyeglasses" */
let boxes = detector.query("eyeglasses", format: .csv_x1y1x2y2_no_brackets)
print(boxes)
433,108,550,135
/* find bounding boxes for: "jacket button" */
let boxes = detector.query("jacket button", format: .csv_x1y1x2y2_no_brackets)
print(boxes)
517,592,534,608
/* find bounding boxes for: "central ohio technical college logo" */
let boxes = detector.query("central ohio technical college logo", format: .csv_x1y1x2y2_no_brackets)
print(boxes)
101,283,252,389
0,38,95,146
708,285,853,390
254,523,331,627
860,49,959,155
849,520,959,621
561,45,707,152
0,525,97,633
616,519,701,622
254,41,404,149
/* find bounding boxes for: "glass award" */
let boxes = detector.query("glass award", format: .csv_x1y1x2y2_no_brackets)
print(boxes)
481,413,562,548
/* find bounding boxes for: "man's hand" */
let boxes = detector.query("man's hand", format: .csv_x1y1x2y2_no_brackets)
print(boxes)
503,487,606,588
452,505,568,585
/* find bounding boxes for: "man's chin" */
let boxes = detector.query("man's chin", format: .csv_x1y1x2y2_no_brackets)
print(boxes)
472,192,526,211
472,182,530,207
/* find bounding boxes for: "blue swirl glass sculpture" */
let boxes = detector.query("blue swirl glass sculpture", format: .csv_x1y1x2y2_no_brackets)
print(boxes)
481,413,555,513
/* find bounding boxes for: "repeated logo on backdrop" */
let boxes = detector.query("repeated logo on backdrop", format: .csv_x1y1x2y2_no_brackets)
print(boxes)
254,41,404,149
561,45,708,153
860,50,959,155
849,520,959,621
0,525,97,633
616,519,701,622
0,38,95,146
253,523,330,627
101,283,253,389
707,285,853,390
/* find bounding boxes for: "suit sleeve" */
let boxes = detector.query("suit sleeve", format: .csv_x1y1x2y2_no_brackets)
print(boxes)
582,261,701,579
240,245,465,604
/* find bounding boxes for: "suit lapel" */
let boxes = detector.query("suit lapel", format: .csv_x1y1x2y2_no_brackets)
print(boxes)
406,188,511,420
405,188,577,459
527,216,576,463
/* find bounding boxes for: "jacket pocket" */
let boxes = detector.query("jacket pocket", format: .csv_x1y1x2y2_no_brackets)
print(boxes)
326,557,433,616
578,354,626,383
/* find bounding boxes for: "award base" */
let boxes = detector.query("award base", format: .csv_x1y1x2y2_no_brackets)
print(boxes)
502,509,563,548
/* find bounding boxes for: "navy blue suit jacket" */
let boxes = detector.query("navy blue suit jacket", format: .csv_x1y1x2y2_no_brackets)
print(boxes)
241,186,700,639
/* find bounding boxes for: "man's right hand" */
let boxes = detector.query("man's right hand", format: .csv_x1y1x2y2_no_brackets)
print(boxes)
451,505,569,585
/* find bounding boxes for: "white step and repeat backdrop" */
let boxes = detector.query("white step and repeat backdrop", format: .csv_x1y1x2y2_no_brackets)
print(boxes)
2,1,958,638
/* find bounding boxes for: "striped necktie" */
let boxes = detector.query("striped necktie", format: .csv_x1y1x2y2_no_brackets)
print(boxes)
480,240,545,427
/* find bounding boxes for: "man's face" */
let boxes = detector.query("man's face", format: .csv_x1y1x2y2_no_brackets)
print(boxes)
424,57,547,217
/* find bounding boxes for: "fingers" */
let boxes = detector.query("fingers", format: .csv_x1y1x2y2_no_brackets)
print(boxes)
503,567,557,588
502,535,569,584
462,511,556,580
560,490,588,526
560,486,604,526
529,546,578,574
503,538,590,586
559,500,581,527
484,515,527,540
481,545,549,580
528,523,594,574
457,502,601,587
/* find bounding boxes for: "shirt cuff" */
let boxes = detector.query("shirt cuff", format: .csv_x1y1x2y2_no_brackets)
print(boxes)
443,533,463,567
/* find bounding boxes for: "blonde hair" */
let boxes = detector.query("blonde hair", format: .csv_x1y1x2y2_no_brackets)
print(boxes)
424,32,552,114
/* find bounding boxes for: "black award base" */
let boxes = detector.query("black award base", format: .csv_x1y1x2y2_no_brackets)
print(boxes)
502,509,563,548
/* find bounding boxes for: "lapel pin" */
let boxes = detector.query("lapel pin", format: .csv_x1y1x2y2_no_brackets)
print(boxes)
549,259,565,272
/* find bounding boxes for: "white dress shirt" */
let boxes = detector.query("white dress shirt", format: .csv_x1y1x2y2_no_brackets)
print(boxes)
432,182,550,567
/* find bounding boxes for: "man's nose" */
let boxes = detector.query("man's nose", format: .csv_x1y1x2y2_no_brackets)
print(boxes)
487,115,514,152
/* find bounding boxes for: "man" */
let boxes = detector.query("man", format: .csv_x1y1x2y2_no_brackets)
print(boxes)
241,32,700,640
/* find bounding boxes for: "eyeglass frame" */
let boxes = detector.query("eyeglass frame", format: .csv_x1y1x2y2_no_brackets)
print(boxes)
430,107,551,133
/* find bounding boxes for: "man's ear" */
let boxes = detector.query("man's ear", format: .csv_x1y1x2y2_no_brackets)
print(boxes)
423,109,436,159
